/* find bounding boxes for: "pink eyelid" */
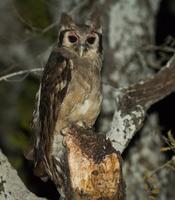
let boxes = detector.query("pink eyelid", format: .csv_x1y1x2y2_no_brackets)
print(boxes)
87,33,96,38
68,32,78,39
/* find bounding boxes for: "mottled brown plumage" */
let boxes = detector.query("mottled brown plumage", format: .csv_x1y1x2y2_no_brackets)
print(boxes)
27,13,103,183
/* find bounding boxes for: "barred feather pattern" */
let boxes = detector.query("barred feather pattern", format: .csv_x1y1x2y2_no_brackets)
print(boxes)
32,48,72,179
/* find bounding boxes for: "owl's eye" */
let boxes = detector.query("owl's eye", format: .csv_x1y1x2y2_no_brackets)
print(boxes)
68,34,78,43
87,36,96,45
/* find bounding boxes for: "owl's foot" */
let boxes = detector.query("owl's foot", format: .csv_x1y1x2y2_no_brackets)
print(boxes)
76,121,93,131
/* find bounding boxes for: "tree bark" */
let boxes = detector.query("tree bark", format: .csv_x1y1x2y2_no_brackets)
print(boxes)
0,150,45,200
108,55,175,152
50,125,125,200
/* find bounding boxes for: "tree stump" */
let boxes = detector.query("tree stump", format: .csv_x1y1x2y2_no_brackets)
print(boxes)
49,125,125,200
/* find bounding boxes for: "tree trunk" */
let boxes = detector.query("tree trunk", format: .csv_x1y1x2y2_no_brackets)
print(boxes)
0,150,45,200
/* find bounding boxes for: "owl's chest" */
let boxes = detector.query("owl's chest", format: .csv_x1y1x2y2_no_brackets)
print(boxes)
68,58,101,99
66,65,101,109
58,61,102,127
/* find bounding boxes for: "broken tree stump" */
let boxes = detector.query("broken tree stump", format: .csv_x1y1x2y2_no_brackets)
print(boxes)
49,124,125,200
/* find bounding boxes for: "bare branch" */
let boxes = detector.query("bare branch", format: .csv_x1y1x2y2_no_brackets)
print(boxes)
142,44,175,53
0,68,43,82
108,54,175,153
14,7,41,32
22,0,89,42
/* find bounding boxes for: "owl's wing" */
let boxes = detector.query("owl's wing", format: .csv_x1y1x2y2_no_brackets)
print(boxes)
29,48,72,177
39,48,71,152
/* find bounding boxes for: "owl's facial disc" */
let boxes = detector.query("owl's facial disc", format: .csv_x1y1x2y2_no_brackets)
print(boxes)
61,29,101,57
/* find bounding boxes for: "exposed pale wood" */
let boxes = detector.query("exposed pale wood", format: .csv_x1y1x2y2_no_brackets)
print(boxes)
48,125,125,200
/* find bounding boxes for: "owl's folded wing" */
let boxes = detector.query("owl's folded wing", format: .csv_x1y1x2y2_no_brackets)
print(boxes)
39,47,71,152
26,48,72,177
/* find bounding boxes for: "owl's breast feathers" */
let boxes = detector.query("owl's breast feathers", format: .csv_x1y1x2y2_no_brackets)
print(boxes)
56,54,102,131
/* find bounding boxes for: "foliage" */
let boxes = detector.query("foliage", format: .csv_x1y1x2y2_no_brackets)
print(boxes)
143,131,175,200
161,131,175,153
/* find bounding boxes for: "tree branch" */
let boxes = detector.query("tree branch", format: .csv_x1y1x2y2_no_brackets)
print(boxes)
0,68,43,82
108,54,175,153
0,150,45,200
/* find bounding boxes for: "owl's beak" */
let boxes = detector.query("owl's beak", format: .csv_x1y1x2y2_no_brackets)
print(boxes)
78,44,85,57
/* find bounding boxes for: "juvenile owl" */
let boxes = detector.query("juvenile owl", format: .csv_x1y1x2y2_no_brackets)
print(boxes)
29,13,103,182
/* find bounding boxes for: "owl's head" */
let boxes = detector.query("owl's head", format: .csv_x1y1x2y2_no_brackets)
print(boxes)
58,13,103,58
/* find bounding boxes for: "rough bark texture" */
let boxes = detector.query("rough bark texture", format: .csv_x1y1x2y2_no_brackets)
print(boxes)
101,0,160,131
108,55,175,152
0,150,45,200
48,125,125,200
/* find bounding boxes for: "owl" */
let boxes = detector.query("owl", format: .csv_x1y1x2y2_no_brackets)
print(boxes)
28,13,103,183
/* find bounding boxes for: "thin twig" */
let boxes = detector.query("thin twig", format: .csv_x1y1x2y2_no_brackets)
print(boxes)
145,160,172,179
14,7,41,32
22,0,89,42
142,45,175,53
0,68,43,82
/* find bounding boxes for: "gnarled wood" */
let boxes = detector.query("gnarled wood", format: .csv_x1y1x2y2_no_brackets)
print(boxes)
49,125,125,200
108,54,175,153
